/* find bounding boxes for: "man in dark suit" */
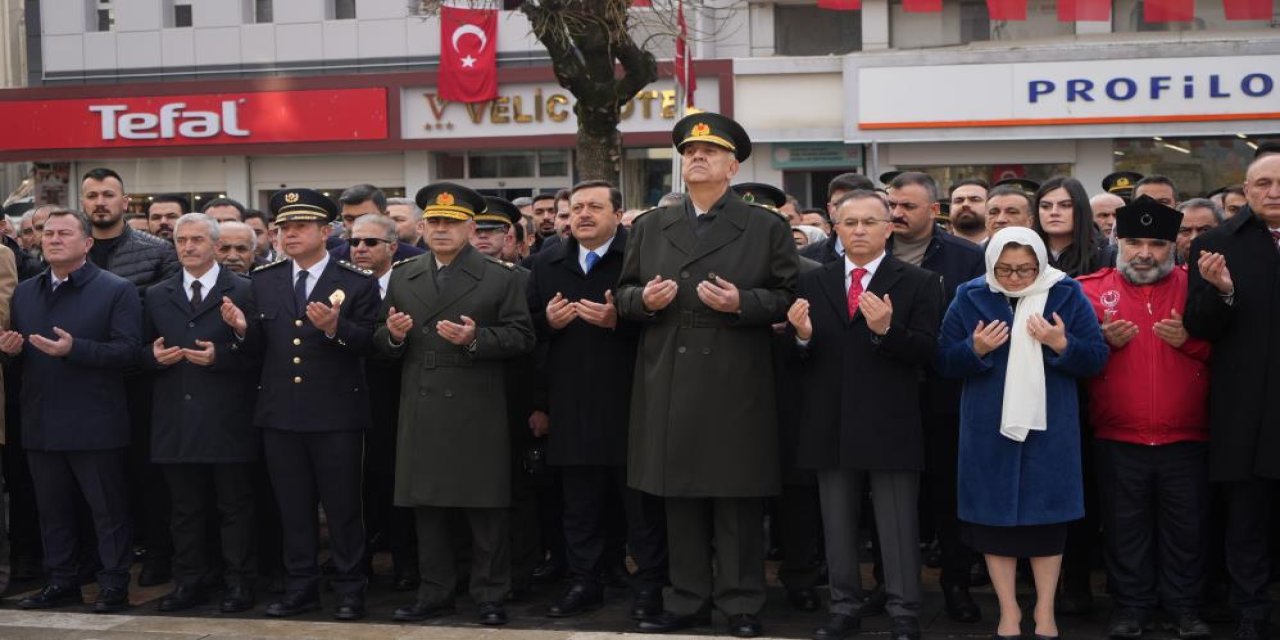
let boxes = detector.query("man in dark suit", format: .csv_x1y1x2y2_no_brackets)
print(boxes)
801,172,876,265
1,209,142,613
219,188,379,621
375,183,536,626
1184,152,1280,640
142,213,259,613
788,190,943,640
527,180,669,620
329,184,427,263
616,113,797,638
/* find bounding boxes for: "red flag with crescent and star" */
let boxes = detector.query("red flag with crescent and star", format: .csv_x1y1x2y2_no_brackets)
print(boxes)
439,5,498,103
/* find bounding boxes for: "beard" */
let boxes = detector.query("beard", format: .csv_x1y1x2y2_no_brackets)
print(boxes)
90,210,122,229
1117,251,1175,285
952,209,985,234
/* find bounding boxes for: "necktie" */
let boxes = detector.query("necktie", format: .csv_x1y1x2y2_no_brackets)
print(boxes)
584,251,600,273
190,280,203,309
1271,229,1280,253
294,270,309,316
847,267,867,319
51,277,62,291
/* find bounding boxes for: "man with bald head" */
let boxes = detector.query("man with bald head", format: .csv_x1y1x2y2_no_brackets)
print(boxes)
1091,192,1125,241
216,222,257,276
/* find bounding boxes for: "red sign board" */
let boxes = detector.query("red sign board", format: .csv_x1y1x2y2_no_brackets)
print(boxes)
0,88,388,151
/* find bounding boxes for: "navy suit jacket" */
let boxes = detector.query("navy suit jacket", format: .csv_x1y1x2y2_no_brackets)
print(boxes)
243,258,379,432
10,261,141,451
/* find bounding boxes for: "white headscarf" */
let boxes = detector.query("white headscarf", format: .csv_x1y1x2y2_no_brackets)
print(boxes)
984,227,1067,443
793,225,828,246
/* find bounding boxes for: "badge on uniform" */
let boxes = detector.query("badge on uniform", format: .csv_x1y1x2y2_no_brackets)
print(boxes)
329,289,346,306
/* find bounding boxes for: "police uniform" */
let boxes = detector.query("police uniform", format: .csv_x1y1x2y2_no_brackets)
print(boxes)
375,183,536,624
241,188,380,620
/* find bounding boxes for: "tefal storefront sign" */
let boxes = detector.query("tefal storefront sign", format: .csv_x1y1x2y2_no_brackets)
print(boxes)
0,88,389,151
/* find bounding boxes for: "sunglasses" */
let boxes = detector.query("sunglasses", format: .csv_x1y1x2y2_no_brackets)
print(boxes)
350,238,391,248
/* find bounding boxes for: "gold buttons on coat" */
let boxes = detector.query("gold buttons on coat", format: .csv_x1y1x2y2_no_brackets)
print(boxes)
292,338,301,346
293,376,303,384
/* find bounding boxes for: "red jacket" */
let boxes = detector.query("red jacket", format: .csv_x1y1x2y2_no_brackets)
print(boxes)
1079,267,1211,445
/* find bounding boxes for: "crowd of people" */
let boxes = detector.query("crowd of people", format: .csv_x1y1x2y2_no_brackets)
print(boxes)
0,112,1276,640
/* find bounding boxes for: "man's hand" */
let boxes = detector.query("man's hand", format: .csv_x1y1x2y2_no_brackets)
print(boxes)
183,339,217,366
545,292,577,330
859,292,893,336
29,327,73,357
972,320,1010,357
436,315,477,346
642,275,678,313
1101,309,1139,349
575,290,618,329
1028,312,1069,354
306,300,341,337
153,337,185,366
696,276,740,314
787,299,813,341
0,330,24,356
386,306,414,343
1153,308,1188,349
529,410,550,438
1197,251,1234,295
220,296,247,336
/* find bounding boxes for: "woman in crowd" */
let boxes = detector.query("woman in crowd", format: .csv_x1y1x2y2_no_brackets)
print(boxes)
936,227,1108,640
1033,176,1112,278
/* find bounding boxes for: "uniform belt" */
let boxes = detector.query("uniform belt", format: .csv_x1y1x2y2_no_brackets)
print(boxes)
678,310,730,329
421,351,471,369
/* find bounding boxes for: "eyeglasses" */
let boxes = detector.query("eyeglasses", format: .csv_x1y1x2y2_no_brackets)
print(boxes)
350,238,390,248
993,266,1039,278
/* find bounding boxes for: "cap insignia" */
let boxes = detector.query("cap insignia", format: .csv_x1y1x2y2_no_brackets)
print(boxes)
436,192,455,207
691,122,711,138
1115,177,1131,188
284,192,299,204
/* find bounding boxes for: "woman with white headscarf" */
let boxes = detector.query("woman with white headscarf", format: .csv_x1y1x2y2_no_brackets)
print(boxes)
791,224,827,249
936,227,1108,640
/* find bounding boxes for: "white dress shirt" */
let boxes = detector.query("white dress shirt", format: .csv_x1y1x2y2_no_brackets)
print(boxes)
377,270,391,299
291,252,330,301
182,263,220,303
578,235,616,273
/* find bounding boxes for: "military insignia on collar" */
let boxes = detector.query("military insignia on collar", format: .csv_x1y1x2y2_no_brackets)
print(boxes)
284,192,299,204
436,192,455,207
691,122,711,138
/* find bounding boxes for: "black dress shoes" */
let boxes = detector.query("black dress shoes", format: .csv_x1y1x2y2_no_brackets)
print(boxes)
637,610,711,633
93,587,130,613
1106,608,1147,639
333,592,365,621
17,583,83,609
157,584,207,612
943,584,982,623
890,615,922,640
477,601,508,625
547,582,604,617
813,614,861,640
265,589,321,617
137,558,172,587
631,587,664,621
392,599,456,622
531,559,566,584
220,584,256,613
728,614,763,638
1233,617,1271,640
788,587,822,612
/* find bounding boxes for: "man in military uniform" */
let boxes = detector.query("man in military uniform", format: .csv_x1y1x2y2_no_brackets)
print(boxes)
616,113,798,637
219,188,379,621
376,183,535,626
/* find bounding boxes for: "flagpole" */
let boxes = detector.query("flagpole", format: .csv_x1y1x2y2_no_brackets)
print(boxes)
670,0,688,196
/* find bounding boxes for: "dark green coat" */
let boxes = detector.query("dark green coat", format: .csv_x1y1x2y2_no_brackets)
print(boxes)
374,245,535,508
615,191,798,497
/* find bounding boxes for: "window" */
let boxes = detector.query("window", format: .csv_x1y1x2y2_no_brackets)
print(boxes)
1113,136,1256,199
96,7,114,31
774,6,862,55
334,0,356,19
174,3,192,27
890,0,1072,48
255,0,273,23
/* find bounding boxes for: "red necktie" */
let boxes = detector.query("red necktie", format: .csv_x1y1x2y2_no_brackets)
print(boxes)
1271,229,1280,252
847,267,867,318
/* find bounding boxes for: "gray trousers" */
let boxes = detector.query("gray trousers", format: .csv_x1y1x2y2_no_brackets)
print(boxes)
817,468,922,619
415,506,510,605
665,496,766,617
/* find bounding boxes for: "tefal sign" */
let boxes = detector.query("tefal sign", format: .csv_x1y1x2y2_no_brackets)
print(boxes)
0,88,388,151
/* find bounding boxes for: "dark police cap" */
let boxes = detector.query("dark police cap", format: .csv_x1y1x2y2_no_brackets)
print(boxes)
478,196,522,229
1115,195,1182,243
878,170,903,186
269,188,338,224
414,182,485,221
732,182,787,209
1102,171,1144,197
672,111,752,162
992,177,1041,196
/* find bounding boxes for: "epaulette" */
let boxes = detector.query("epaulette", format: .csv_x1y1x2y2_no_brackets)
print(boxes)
251,258,288,273
391,255,422,269
484,255,517,270
337,260,373,276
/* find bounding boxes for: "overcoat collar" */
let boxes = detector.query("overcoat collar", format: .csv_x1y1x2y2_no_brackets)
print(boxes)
401,244,485,323
818,254,905,323
658,189,749,267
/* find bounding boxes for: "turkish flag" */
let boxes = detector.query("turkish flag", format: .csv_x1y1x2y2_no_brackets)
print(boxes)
986,0,1027,19
818,0,861,10
902,0,942,12
674,1,695,107
1144,0,1194,21
439,6,498,103
1058,0,1110,20
1223,0,1271,19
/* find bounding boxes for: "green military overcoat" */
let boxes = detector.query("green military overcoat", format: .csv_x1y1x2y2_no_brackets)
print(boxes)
615,190,798,498
374,244,535,508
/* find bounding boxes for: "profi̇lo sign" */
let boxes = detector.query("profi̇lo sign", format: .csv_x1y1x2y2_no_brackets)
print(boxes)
89,100,250,140
1029,73,1275,103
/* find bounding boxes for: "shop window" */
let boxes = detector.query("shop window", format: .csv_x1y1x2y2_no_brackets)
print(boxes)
174,3,192,27
1113,0,1274,33
890,0,1072,48
444,151,568,180
94,0,114,32
774,6,862,55
1113,136,1256,199
622,147,674,209
437,152,466,180
255,0,273,23
332,0,356,20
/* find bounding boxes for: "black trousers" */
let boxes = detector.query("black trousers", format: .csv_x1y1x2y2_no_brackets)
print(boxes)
1220,477,1274,620
125,374,171,565
363,420,416,576
923,409,973,589
560,465,668,591
1095,440,1209,613
253,460,283,582
164,462,257,589
1062,393,1101,596
665,496,766,617
415,506,510,605
774,482,823,591
262,429,366,595
27,448,132,590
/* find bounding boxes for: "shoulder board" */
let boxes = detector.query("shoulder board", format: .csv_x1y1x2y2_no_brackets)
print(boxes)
391,255,422,269
251,258,289,273
337,260,373,276
484,256,517,271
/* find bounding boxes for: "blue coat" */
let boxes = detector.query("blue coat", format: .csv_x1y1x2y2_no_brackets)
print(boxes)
935,276,1107,527
10,261,142,451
